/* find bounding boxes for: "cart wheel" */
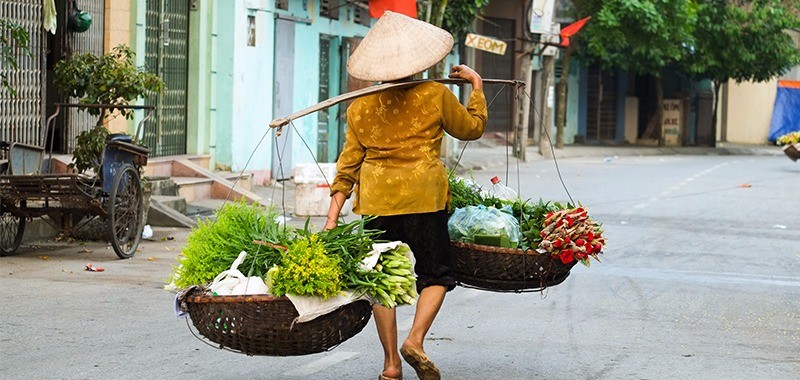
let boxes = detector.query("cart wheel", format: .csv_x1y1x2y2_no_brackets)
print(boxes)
0,200,26,256
107,165,144,259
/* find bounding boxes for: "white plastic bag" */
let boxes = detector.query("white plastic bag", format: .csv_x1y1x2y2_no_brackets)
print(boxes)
209,251,269,295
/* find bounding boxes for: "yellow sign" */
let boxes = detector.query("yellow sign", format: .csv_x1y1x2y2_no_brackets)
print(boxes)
465,33,507,55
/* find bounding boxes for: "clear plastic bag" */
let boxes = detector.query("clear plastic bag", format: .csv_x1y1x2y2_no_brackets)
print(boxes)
447,205,521,244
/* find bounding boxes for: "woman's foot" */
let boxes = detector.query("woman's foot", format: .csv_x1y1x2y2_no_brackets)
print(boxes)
400,344,440,380
379,367,402,380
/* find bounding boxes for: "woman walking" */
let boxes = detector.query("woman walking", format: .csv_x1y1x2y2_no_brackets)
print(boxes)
324,11,487,380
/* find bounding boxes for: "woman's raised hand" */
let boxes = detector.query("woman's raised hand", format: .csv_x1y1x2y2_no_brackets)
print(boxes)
448,64,483,90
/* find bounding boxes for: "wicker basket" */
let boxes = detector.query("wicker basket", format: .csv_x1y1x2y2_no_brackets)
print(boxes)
782,143,800,162
180,288,372,356
449,241,578,292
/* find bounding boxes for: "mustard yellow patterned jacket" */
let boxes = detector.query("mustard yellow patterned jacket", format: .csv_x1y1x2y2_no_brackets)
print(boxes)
331,81,487,216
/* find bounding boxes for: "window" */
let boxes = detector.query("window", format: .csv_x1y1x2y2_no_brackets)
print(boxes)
353,2,371,27
320,0,340,20
318,35,333,160
275,0,288,11
247,15,256,46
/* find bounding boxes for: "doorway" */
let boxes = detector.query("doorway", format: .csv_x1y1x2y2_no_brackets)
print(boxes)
585,66,617,142
143,0,189,157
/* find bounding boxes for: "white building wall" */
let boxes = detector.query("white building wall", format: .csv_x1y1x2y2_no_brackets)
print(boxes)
723,80,778,145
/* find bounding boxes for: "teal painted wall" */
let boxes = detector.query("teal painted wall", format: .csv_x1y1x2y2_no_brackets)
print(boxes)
281,1,373,168
233,4,275,174
214,2,236,170
208,0,464,179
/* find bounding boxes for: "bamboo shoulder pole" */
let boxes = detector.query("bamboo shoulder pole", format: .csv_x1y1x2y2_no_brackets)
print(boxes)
268,78,525,129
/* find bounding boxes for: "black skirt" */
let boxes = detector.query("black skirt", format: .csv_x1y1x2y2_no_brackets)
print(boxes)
365,210,456,292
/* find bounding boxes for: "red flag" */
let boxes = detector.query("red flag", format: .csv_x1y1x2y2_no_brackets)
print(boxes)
369,0,417,19
559,16,591,47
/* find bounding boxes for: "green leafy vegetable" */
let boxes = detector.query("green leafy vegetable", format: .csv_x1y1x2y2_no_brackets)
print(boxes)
512,199,570,251
447,174,503,212
168,199,289,288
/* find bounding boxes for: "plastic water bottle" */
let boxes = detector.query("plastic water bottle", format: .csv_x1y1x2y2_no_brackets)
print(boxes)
489,176,518,200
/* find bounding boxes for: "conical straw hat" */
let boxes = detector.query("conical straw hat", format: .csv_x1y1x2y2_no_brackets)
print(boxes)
347,11,454,82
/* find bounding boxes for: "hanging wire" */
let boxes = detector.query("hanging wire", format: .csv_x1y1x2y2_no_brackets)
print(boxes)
503,81,513,184
519,53,575,205
523,86,575,205
219,124,274,209
448,83,512,177
513,85,523,199
271,127,291,227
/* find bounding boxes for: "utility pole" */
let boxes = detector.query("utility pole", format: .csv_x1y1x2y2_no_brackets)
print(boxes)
515,41,534,162
527,0,557,159
538,52,554,159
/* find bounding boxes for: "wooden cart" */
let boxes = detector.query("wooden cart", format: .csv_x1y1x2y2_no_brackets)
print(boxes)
0,103,153,258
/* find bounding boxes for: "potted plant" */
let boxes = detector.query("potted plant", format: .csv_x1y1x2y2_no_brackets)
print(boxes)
776,131,800,162
53,44,164,174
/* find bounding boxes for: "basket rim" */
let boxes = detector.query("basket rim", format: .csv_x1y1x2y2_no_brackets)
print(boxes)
184,293,285,304
450,240,547,256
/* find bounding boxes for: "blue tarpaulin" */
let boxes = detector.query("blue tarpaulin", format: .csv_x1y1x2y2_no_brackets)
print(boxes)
769,80,800,141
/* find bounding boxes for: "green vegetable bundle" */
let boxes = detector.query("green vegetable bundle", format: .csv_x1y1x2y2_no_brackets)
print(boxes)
168,199,290,289
169,203,424,304
447,175,569,249
448,174,503,213
512,198,569,251
347,244,418,308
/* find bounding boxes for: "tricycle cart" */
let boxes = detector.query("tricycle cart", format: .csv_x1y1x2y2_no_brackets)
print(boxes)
0,103,153,258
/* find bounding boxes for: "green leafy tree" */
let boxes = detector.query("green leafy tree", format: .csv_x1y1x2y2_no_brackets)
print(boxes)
575,0,698,145
441,0,491,42
0,19,32,96
681,0,800,133
54,45,164,125
419,0,491,77
53,45,164,173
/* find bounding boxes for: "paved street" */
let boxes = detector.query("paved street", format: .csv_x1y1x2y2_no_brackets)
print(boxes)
1,149,799,379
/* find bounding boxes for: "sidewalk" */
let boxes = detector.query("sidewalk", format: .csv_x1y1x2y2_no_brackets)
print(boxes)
449,140,783,173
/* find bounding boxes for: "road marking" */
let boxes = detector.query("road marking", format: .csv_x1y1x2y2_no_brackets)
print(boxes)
284,351,359,376
624,161,735,214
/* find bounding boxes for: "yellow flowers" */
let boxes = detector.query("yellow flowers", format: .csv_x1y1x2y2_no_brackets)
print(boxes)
269,234,344,299
776,131,799,146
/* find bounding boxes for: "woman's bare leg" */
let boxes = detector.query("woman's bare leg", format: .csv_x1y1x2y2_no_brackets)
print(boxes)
403,285,446,350
373,304,402,378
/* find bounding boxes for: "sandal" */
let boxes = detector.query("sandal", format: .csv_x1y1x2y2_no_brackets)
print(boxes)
400,346,440,380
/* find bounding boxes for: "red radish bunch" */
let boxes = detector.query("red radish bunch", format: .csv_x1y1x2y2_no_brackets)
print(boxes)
537,207,604,265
